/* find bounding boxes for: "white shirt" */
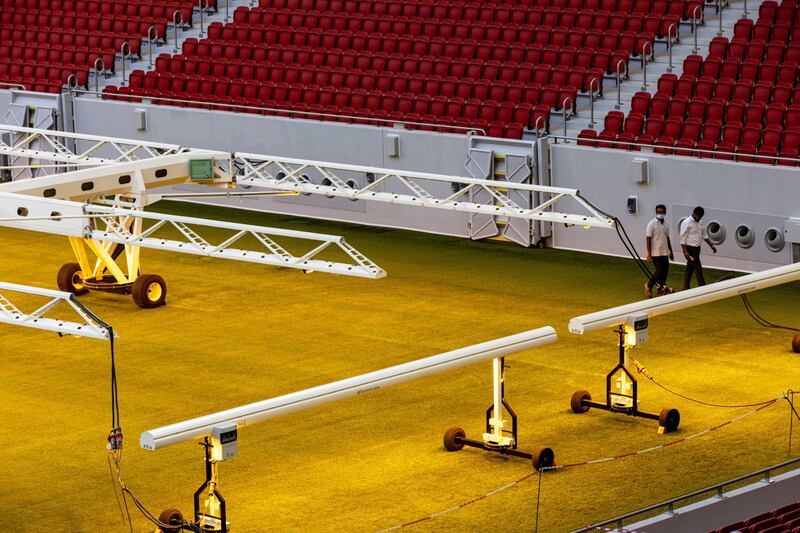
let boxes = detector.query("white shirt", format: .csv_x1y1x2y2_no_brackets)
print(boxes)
646,218,670,256
680,217,707,247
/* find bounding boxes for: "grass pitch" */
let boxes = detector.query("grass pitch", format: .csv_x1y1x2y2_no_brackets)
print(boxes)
2,201,799,532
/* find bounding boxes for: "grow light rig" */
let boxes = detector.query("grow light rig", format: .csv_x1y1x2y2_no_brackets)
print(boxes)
569,262,800,433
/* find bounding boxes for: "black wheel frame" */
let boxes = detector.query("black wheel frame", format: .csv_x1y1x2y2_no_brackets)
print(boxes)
56,262,89,295
570,390,592,413
532,447,555,471
157,508,184,533
659,408,680,433
132,274,167,308
443,427,466,451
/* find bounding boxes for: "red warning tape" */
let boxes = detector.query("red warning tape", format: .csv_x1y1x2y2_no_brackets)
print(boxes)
375,399,779,532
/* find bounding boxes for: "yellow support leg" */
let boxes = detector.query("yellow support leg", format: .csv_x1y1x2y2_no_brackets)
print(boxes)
84,239,131,284
68,237,94,278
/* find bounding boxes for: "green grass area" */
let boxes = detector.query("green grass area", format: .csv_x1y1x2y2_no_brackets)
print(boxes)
2,201,799,532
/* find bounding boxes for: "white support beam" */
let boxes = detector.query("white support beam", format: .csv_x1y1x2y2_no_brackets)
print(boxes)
0,124,183,166
141,326,557,450
85,205,386,279
0,151,233,203
0,282,112,340
569,262,800,334
0,193,386,279
235,153,615,228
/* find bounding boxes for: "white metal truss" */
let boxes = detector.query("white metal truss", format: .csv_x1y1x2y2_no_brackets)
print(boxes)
0,192,386,279
0,282,112,340
0,124,184,166
85,205,386,279
236,153,615,228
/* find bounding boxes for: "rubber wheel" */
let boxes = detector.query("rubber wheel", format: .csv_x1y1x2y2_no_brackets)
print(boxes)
793,333,800,354
157,508,184,533
532,447,555,471
56,262,89,295
443,427,466,451
570,390,592,413
659,408,680,433
132,274,167,308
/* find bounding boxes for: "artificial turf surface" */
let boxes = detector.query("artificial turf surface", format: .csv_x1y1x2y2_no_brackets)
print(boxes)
2,200,799,532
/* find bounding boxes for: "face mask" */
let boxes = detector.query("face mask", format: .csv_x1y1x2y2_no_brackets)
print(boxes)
656,214,665,221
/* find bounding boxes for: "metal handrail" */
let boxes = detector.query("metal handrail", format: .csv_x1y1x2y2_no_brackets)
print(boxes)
588,77,599,129
691,5,703,54
93,57,105,94
570,456,800,533
224,0,230,22
533,115,547,137
70,87,488,136
562,97,573,136
640,41,652,91
614,60,626,109
66,73,77,90
199,0,208,37
120,41,131,85
0,81,27,90
147,25,157,69
717,0,724,36
173,11,184,53
549,133,800,165
667,23,677,72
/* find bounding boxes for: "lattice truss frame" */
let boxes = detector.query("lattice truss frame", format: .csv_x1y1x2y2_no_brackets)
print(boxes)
0,124,184,166
0,126,386,281
0,282,111,339
236,153,615,228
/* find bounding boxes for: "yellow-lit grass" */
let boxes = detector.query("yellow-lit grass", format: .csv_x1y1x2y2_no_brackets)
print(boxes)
2,201,799,532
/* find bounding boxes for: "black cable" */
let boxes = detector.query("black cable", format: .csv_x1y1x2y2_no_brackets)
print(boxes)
107,453,133,532
648,378,779,408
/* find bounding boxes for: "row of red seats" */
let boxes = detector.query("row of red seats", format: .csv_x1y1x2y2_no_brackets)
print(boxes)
0,1,199,22
681,55,799,85
0,46,111,80
630,92,800,128
756,0,800,24
255,0,696,17
656,74,798,103
102,86,532,139
708,37,800,62
259,0,688,14
179,38,629,76
229,6,678,41
1,13,168,42
2,9,189,42
129,71,549,125
161,52,607,93
0,29,141,56
0,60,85,88
140,63,582,108
579,129,800,164
732,17,798,42
0,76,64,93
205,22,649,60
656,79,797,106
714,501,800,533
233,4,683,33
604,111,793,145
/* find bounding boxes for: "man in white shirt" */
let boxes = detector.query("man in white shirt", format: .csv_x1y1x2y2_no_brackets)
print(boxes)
645,204,674,297
679,206,717,290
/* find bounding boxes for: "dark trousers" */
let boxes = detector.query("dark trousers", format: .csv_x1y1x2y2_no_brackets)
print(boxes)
648,256,670,290
683,245,705,290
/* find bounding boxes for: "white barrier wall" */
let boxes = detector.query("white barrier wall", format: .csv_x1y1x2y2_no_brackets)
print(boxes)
548,141,800,272
70,96,475,237
3,90,797,271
